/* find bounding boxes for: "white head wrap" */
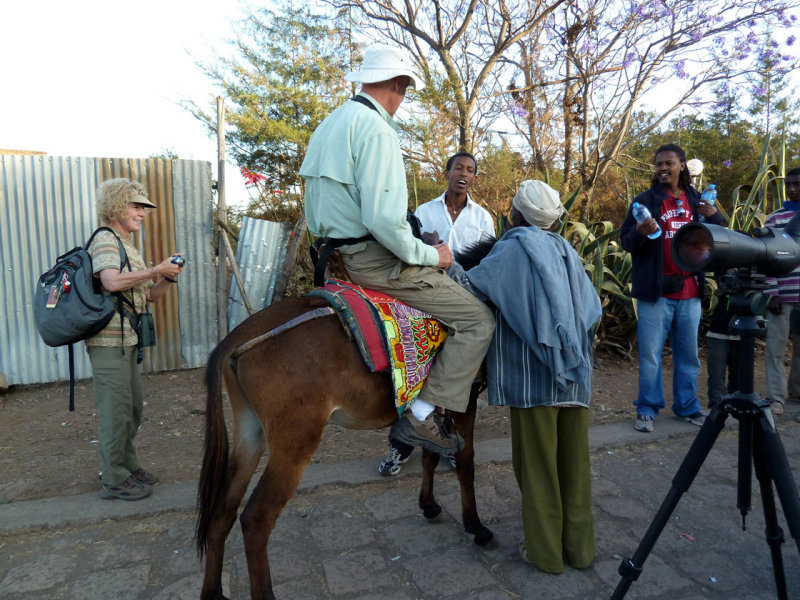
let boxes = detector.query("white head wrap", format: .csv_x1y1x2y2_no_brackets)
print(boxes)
512,180,566,228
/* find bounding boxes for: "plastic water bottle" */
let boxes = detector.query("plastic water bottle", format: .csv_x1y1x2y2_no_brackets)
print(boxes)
698,184,717,223
632,202,661,239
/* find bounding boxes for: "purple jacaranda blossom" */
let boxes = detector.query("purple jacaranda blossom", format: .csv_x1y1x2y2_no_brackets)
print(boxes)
691,30,703,42
508,103,529,119
754,86,767,96
788,35,796,47
678,117,690,129
723,159,732,168
623,51,637,68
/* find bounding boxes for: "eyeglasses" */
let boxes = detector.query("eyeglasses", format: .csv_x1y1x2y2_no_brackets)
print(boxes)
675,198,686,217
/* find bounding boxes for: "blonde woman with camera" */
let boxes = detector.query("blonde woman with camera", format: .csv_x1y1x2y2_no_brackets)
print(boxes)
86,178,182,501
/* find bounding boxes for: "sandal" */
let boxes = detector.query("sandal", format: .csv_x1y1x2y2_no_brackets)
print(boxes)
518,540,532,564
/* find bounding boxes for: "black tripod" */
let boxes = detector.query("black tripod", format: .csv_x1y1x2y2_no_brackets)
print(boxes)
611,306,800,599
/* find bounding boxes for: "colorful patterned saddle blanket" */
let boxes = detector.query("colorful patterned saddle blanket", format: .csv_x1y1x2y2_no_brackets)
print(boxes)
306,279,447,415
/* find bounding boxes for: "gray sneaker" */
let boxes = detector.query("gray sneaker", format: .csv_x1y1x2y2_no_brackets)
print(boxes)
634,414,654,432
100,476,151,501
390,413,464,455
677,411,707,426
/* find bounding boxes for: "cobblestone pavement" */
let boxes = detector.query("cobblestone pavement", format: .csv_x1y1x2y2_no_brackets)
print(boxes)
1,410,800,600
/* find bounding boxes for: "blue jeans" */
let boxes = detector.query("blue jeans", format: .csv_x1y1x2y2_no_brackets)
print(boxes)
635,297,702,418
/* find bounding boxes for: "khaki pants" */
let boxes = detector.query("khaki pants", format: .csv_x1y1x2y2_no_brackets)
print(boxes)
511,405,595,573
341,242,495,412
88,345,143,486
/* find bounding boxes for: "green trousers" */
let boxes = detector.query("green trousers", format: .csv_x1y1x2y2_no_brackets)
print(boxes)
511,405,595,573
88,346,143,486
341,241,495,412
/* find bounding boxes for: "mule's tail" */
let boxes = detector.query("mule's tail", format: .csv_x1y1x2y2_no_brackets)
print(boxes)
196,339,233,559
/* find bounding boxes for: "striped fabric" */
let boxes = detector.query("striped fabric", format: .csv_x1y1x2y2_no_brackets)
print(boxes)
487,311,591,409
85,231,150,347
764,207,800,302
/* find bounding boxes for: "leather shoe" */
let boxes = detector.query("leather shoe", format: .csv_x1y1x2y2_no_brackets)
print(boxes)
389,412,464,455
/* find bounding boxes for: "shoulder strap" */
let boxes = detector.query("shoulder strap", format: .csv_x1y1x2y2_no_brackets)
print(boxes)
351,95,379,113
86,227,140,357
86,226,130,272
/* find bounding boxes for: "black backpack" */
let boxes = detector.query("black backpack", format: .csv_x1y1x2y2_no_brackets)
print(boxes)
33,227,133,411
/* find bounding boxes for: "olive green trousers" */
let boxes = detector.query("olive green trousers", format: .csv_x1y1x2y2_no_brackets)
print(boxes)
88,345,143,486
511,405,595,573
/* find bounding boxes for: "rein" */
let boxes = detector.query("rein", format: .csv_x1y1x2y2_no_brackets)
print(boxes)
231,307,336,359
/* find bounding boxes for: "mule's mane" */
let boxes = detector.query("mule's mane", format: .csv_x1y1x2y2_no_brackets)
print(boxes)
454,237,497,271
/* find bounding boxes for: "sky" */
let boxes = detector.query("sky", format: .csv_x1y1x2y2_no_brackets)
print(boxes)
0,0,251,205
3,1,796,207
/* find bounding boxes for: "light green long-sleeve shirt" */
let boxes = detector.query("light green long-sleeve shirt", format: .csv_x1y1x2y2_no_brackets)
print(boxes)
300,92,438,267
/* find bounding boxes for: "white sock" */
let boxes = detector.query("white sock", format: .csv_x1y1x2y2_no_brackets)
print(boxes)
410,398,435,421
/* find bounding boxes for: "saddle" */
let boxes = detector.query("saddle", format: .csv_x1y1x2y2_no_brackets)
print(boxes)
307,279,447,415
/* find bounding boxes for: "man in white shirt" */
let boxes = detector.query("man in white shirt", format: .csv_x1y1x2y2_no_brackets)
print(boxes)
414,153,496,249
379,152,496,475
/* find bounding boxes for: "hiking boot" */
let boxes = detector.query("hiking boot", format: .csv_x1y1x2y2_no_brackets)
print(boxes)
100,476,151,501
131,467,158,485
634,414,654,433
771,401,785,416
677,411,707,426
390,412,464,455
378,447,410,476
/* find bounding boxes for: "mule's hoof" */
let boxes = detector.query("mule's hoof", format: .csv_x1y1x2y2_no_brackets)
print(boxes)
422,504,443,520
473,526,495,548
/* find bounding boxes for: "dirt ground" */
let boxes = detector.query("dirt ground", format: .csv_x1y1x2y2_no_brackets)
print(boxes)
0,347,767,503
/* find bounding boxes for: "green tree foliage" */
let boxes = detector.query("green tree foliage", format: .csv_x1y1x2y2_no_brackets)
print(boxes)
149,148,179,160
185,3,354,221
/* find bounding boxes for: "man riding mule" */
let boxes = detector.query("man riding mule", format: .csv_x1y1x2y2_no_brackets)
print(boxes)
197,45,497,600
300,44,495,455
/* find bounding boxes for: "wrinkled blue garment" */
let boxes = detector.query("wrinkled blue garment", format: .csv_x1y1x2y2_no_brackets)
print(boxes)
466,227,602,392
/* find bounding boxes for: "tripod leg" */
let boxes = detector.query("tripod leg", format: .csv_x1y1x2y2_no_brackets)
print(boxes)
756,412,800,556
738,416,753,529
610,408,728,600
752,420,789,600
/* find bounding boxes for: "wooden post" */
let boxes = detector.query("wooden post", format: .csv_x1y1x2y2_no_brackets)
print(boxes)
216,217,255,315
216,96,228,341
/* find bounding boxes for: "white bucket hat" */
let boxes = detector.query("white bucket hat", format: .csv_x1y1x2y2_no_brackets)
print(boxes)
345,44,424,90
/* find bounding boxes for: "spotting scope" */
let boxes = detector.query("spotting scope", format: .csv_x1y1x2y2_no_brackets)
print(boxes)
672,212,800,276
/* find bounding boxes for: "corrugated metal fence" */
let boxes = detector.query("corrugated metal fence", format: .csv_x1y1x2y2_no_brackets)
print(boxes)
228,216,291,330
0,155,218,386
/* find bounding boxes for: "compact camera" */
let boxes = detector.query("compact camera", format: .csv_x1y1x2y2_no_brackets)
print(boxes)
170,255,185,267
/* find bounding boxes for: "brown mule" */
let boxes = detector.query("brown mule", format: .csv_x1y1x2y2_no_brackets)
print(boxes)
196,296,493,600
